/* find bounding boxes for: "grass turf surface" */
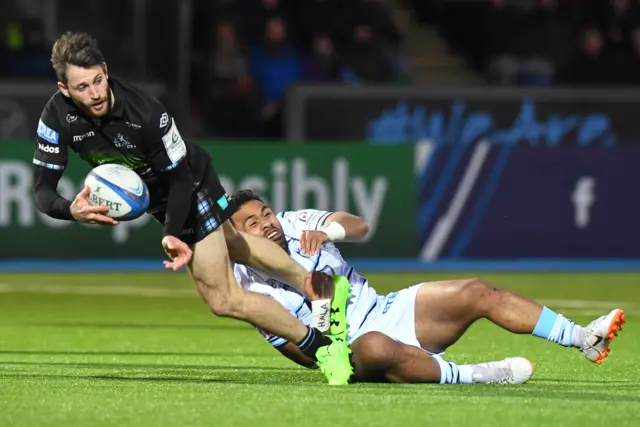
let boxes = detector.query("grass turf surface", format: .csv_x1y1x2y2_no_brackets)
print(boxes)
0,272,638,427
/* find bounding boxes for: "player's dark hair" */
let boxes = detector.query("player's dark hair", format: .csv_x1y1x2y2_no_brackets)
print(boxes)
51,31,105,84
229,189,264,209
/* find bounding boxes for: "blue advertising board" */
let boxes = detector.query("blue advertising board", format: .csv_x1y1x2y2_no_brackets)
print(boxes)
417,143,640,259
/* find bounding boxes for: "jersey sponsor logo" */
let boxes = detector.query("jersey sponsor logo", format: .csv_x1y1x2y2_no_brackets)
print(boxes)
38,142,60,154
126,121,142,129
66,114,78,123
73,131,95,142
37,119,59,144
113,133,136,149
159,112,169,128
294,209,329,230
161,119,187,163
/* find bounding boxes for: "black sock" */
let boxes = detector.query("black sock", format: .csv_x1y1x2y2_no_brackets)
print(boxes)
297,326,331,360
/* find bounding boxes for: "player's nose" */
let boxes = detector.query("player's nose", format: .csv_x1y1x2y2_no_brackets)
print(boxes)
88,86,99,99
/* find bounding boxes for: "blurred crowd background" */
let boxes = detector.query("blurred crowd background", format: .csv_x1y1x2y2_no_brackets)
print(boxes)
1,0,639,138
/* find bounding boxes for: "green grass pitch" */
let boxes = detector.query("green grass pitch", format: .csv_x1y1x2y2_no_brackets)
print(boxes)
0,272,638,427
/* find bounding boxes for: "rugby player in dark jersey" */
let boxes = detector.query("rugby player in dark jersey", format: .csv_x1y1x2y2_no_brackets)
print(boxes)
32,31,353,385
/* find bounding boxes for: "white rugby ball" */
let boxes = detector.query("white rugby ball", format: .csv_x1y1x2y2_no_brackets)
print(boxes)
84,164,150,221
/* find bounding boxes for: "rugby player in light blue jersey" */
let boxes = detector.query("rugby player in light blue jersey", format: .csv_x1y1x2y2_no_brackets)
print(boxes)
229,189,625,384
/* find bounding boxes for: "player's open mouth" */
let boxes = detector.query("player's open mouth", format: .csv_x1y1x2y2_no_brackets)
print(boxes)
93,101,105,110
266,230,279,240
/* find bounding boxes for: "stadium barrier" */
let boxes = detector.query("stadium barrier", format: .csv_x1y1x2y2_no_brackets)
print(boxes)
285,84,640,147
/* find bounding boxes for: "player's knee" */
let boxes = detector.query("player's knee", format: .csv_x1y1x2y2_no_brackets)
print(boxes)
458,278,496,312
353,332,396,372
225,229,249,264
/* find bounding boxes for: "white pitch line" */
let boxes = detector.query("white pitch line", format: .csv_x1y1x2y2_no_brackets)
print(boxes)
537,299,630,309
0,283,195,298
0,283,635,315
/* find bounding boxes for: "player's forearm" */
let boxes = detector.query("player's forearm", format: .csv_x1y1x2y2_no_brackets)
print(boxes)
33,168,74,220
163,181,193,237
325,212,369,241
162,164,196,237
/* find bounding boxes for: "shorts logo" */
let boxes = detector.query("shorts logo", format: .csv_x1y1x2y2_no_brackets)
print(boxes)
38,142,60,154
159,113,169,128
37,119,59,144
180,228,194,236
382,291,399,315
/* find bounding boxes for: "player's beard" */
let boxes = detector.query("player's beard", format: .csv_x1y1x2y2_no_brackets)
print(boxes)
73,89,111,118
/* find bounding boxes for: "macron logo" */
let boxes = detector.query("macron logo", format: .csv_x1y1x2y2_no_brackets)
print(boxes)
73,131,95,142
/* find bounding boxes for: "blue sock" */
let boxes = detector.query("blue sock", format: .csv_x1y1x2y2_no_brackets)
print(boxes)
532,306,581,347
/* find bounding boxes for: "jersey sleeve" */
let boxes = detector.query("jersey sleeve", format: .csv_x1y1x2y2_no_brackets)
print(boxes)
143,101,193,237
278,209,334,232
33,116,69,172
32,112,74,220
143,103,187,173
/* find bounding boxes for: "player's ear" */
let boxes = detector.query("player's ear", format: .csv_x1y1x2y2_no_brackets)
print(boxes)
57,81,70,98
102,62,108,79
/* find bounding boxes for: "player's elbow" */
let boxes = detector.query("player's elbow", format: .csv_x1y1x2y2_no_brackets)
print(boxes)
33,184,55,215
357,219,370,239
348,217,370,240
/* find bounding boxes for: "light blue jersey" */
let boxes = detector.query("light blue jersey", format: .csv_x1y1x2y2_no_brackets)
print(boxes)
233,209,379,348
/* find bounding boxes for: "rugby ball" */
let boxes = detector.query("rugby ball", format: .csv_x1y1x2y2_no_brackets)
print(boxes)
84,164,150,221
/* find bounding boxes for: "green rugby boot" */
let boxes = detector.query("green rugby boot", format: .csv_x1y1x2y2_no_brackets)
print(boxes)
315,336,353,385
329,275,351,340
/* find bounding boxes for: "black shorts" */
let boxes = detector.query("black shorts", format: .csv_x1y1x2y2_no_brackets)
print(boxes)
152,166,236,245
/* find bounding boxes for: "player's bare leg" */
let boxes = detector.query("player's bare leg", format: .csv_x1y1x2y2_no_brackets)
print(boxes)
351,332,441,383
188,227,308,340
223,221,348,339
187,227,352,384
350,332,532,385
413,279,624,364
222,221,318,295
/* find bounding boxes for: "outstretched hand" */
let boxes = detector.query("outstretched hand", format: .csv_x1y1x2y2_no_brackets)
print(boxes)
162,235,193,271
